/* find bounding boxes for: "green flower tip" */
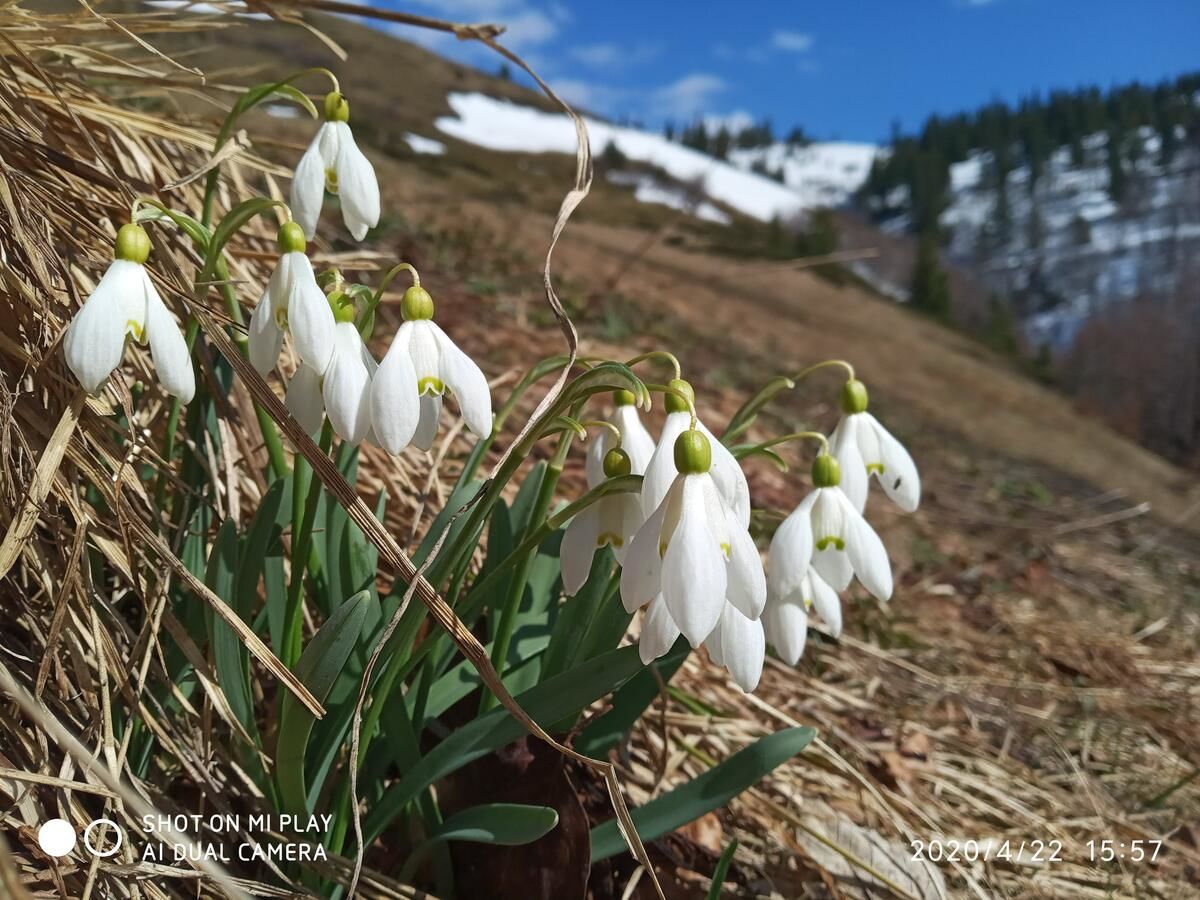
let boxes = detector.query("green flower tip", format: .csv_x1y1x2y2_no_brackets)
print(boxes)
602,447,632,478
812,453,841,488
324,91,350,123
613,389,637,407
277,221,306,254
401,285,434,321
114,223,150,264
841,378,869,415
664,377,695,414
328,290,355,324
674,429,712,475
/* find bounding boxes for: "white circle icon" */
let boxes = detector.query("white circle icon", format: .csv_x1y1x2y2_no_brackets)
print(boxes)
83,818,123,858
38,819,77,858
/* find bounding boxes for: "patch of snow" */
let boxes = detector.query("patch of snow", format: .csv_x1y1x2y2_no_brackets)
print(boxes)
263,103,302,119
726,142,879,208
405,133,446,156
606,172,731,224
435,93,810,222
143,0,268,19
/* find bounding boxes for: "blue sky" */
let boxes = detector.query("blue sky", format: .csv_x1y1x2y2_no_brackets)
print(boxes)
382,0,1200,143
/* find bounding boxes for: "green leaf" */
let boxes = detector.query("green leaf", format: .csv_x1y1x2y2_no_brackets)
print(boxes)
277,591,373,814
723,375,796,443
589,727,817,861
134,204,212,251
363,645,643,845
235,479,285,612
206,520,256,737
574,637,689,758
216,77,319,150
399,803,558,882
707,840,739,900
204,197,287,284
540,548,613,682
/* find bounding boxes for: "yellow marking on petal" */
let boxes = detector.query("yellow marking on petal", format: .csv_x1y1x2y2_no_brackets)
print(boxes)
866,462,885,475
597,532,624,548
658,541,668,558
418,376,446,396
720,542,731,559
126,320,144,342
816,536,845,551
324,167,339,194
274,308,289,330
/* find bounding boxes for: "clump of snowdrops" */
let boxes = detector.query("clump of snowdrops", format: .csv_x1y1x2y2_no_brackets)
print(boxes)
61,68,917,894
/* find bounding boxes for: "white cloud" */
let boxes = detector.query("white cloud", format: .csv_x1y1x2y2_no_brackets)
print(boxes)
500,9,558,48
651,73,726,117
404,0,561,48
771,30,814,53
703,110,755,135
570,41,660,68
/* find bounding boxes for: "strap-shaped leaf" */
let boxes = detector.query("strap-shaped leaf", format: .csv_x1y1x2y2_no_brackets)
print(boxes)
399,803,559,882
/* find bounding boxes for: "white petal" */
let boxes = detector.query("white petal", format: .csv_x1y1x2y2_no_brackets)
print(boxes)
831,415,869,514
725,510,766,619
841,493,893,601
661,476,727,647
407,320,440,383
639,595,680,664
609,493,644,564
412,393,442,451
714,603,765,692
333,122,380,240
767,493,816,604
322,322,372,444
290,127,330,240
431,323,492,439
369,343,420,454
641,411,689,518
286,365,325,434
143,273,195,402
560,507,600,596
248,279,284,376
701,418,751,528
763,598,807,666
284,253,335,373
812,545,854,592
620,502,667,613
865,413,921,513
807,569,843,637
585,431,609,490
612,405,656,475
63,260,139,394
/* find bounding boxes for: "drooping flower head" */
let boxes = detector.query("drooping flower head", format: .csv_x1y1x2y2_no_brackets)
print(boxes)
585,390,655,487
764,498,843,665
830,379,920,514
248,221,335,376
621,429,766,653
640,379,751,527
291,91,380,241
370,284,492,454
561,446,644,595
63,222,195,402
805,454,893,601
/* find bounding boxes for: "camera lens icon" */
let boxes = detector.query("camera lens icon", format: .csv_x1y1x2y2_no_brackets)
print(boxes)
37,818,124,859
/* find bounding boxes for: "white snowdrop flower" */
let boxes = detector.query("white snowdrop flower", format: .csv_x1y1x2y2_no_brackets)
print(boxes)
830,379,920,513
561,447,644,595
621,429,766,649
370,285,491,454
63,223,195,402
248,222,335,377
805,454,893,601
290,92,380,241
705,602,766,692
285,364,325,435
321,319,374,445
585,390,655,487
764,503,843,663
640,378,751,527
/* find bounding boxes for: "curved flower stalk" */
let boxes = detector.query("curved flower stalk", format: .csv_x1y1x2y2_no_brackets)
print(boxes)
561,447,644,595
801,454,893,601
370,283,492,453
64,223,195,402
764,503,843,664
248,222,336,376
641,378,751,527
585,389,655,487
830,379,920,514
621,429,766,665
291,91,380,241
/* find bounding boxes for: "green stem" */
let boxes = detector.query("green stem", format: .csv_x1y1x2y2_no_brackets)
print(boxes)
283,423,333,667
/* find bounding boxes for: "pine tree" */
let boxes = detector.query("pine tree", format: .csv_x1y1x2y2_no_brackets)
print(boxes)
910,231,952,320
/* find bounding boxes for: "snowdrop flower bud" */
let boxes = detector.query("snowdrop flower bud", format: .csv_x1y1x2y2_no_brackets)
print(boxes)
764,504,842,665
561,447,643,595
585,390,655,487
290,91,380,241
248,222,336,376
830,379,920,513
621,429,766,651
64,223,195,402
640,378,751,526
806,454,893,601
370,285,492,454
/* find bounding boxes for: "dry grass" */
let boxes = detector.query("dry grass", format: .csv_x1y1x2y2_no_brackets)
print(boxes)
2,4,1199,900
